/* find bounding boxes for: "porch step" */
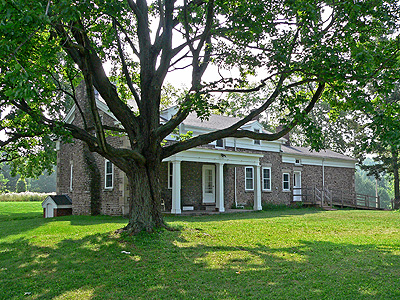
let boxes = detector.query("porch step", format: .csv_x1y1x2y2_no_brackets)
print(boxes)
204,204,217,211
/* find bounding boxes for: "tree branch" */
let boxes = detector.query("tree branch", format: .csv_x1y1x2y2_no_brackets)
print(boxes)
161,82,325,158
112,18,141,107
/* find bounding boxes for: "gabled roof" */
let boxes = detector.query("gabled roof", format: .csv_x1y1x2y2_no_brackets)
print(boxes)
281,145,356,161
183,112,243,130
47,195,72,205
182,112,270,133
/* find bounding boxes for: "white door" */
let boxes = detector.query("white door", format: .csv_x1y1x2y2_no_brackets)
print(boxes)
46,203,54,218
293,171,302,201
202,165,216,204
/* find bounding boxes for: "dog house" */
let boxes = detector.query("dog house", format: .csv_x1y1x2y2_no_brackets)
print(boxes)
42,195,72,218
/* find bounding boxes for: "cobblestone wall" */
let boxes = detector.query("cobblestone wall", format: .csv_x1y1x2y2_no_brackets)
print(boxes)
57,82,124,216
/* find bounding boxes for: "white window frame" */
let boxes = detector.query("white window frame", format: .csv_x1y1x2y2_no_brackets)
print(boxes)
254,128,260,145
282,172,290,192
215,138,224,149
262,167,272,191
70,164,73,191
105,159,114,189
168,162,173,189
245,167,254,191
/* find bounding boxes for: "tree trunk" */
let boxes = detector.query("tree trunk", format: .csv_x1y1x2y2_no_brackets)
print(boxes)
83,147,101,215
392,149,400,210
123,159,166,234
393,165,400,210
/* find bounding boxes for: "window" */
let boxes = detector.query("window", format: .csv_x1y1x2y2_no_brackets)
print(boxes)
105,159,114,189
295,159,301,165
282,173,290,191
254,129,260,145
70,164,73,191
245,167,254,191
262,167,271,191
168,162,173,189
216,139,224,148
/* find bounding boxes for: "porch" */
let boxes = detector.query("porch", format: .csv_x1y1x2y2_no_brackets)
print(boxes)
162,148,264,214
162,208,255,216
294,186,385,210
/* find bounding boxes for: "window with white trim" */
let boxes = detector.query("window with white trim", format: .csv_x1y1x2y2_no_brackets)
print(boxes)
168,162,173,189
70,164,73,191
262,167,271,191
282,173,290,191
245,167,254,190
254,129,260,145
105,159,114,189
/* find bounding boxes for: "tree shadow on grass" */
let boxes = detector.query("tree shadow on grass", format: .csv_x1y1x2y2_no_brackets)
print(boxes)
0,213,128,240
166,207,324,223
1,225,400,299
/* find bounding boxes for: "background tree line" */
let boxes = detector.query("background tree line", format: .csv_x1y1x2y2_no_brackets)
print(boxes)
0,163,56,194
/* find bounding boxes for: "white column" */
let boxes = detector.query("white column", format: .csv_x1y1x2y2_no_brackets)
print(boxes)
171,160,181,214
254,165,262,210
216,163,225,212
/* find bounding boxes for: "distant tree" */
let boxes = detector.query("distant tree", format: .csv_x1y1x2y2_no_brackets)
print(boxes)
354,85,400,209
0,163,18,192
16,178,27,193
355,167,391,209
29,171,56,193
0,172,8,193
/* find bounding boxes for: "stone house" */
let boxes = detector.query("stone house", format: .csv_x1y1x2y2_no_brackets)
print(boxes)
56,84,356,215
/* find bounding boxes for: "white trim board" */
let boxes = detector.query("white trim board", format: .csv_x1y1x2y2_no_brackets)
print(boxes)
163,148,263,166
282,154,356,169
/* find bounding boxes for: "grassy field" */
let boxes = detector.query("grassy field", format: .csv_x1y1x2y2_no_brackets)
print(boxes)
0,203,400,299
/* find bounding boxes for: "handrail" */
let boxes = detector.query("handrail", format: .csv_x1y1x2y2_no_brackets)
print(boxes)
299,186,381,210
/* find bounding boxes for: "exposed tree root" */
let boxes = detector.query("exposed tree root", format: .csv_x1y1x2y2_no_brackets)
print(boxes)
115,221,178,235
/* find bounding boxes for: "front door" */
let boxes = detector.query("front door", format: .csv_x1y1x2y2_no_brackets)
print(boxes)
202,165,216,204
293,171,302,201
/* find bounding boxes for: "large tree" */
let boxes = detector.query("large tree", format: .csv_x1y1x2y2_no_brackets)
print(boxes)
1,0,399,233
354,85,400,209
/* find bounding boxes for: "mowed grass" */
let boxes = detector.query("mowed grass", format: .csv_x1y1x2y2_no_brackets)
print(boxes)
0,201,43,221
1,203,400,299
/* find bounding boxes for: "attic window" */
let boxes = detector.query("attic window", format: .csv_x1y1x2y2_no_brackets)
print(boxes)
254,129,260,145
216,139,224,148
295,159,301,165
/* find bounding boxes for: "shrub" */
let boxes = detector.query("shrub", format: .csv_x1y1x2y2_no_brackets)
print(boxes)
0,192,52,202
262,203,291,210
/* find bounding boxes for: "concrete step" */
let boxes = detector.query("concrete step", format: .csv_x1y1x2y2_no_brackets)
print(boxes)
205,204,217,211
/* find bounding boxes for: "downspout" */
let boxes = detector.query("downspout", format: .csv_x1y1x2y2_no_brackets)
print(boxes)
234,167,237,208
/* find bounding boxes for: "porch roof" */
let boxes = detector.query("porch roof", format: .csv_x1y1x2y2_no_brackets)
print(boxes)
163,147,263,166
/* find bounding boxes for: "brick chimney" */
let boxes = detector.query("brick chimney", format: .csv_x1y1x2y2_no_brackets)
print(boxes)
276,125,290,146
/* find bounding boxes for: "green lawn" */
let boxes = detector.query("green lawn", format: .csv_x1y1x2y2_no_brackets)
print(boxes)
1,203,400,299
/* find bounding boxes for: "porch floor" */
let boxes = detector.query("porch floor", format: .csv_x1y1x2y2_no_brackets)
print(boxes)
163,208,255,216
